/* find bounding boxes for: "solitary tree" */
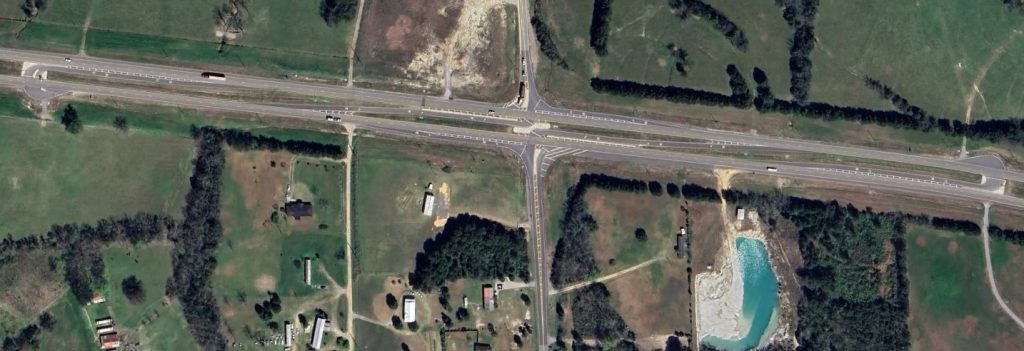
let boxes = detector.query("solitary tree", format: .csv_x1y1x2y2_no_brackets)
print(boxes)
113,116,129,132
121,275,145,303
60,105,82,134
37,312,55,331
634,228,647,242
214,0,249,52
390,316,403,329
385,293,398,310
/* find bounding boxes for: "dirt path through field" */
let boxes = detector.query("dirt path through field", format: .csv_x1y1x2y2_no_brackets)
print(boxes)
963,25,1024,124
548,256,664,296
344,127,355,340
347,0,366,86
79,9,92,55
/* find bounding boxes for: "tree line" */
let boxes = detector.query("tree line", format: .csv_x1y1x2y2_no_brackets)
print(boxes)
166,127,228,350
776,0,819,103
197,126,345,159
409,213,531,291
590,73,751,109
2,312,54,351
531,3,569,69
589,0,613,57
989,225,1024,245
668,0,748,50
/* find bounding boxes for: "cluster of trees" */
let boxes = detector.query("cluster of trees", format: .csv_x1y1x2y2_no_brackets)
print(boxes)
776,0,819,103
570,283,632,345
787,200,910,350
409,214,530,290
253,292,282,320
664,336,691,351
752,66,776,109
1003,0,1024,12
531,5,569,69
989,226,1024,246
121,275,145,303
666,43,689,76
197,126,345,159
668,0,748,50
60,104,82,134
166,127,228,350
214,0,249,51
589,0,613,56
1,313,54,350
319,0,358,26
590,76,749,109
20,0,46,18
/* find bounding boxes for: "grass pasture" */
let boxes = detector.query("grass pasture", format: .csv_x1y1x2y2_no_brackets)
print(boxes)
101,244,199,351
351,136,526,276
0,116,194,237
214,149,348,346
36,292,98,351
354,319,433,351
906,225,1024,350
811,0,1024,120
584,189,685,274
0,0,90,53
534,0,791,110
605,258,691,340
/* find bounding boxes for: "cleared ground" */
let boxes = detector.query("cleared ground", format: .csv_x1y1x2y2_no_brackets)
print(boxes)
584,189,683,274
906,225,1024,350
354,0,519,101
0,115,194,237
214,149,348,347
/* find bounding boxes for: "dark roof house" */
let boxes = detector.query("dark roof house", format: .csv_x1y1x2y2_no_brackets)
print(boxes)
284,200,313,219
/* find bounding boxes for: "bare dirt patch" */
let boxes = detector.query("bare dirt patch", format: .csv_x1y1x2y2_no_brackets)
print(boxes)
370,276,410,322
355,0,517,101
254,274,277,292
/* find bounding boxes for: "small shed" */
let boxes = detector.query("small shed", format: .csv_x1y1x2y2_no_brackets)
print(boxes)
99,333,121,350
303,258,313,285
94,317,114,328
482,284,495,310
403,296,417,323
736,208,746,221
422,192,436,216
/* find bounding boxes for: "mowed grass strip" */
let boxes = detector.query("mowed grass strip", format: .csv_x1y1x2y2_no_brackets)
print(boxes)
906,225,1024,350
811,0,1024,119
351,136,527,276
84,0,353,77
0,116,194,237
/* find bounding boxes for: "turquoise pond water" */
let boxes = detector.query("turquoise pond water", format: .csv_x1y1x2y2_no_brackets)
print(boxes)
703,237,779,351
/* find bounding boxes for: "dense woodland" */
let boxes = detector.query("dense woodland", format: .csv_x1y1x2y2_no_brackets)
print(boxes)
669,0,748,50
166,127,228,350
409,214,531,290
589,0,613,56
570,283,631,344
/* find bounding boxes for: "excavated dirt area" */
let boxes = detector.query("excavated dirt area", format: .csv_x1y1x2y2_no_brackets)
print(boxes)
355,0,518,102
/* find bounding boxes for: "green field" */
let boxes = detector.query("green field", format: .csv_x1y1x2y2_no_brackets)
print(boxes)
0,116,194,236
0,0,355,77
351,136,527,276
102,244,198,351
811,0,1024,119
906,226,1024,350
535,0,789,107
214,149,347,346
36,293,98,351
